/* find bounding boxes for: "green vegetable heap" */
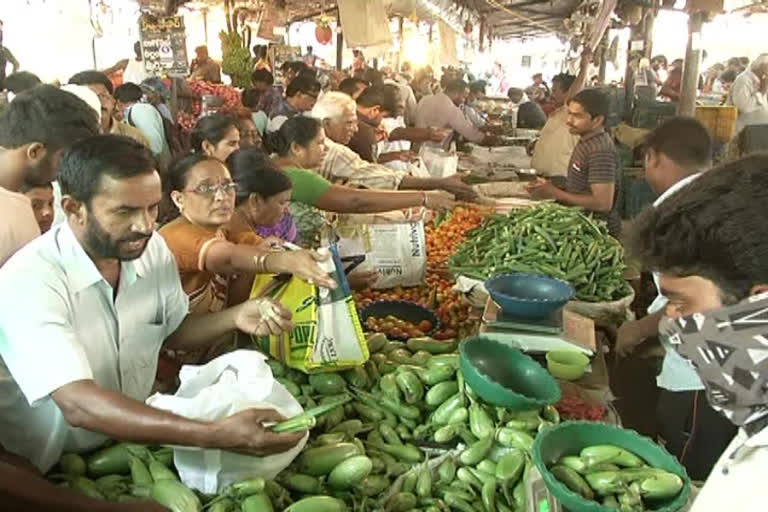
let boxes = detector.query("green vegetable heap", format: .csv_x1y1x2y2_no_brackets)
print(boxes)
549,444,685,511
219,31,252,88
449,203,629,302
51,333,566,511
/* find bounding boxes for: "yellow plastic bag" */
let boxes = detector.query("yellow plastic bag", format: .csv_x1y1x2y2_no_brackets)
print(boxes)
249,245,368,373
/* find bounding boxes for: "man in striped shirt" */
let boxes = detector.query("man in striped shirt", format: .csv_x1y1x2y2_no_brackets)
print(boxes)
528,88,621,237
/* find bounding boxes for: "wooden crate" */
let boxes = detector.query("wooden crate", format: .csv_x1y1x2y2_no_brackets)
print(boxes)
695,105,738,144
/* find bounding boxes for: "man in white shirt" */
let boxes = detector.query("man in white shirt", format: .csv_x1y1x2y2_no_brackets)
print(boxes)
0,85,100,267
617,118,736,480
0,135,304,474
629,153,768,510
311,91,477,200
728,54,768,134
0,90,161,509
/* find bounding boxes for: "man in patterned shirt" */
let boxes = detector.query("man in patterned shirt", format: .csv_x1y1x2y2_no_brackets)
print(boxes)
528,88,621,237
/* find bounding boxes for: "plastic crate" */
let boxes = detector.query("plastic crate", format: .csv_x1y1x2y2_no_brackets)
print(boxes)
632,97,677,130
695,105,738,144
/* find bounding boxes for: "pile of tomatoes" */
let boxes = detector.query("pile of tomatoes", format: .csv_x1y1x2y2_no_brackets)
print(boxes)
363,316,433,340
425,206,486,268
354,273,476,340
555,393,607,422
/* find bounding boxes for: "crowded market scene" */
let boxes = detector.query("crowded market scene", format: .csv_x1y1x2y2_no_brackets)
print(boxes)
1,0,767,510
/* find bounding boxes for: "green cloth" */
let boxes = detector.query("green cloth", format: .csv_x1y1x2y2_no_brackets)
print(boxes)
283,167,332,206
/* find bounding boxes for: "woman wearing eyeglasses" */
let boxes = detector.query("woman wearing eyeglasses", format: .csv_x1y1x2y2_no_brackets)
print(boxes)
156,154,335,384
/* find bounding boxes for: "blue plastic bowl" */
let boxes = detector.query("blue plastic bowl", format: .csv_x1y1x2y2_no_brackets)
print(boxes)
485,273,574,318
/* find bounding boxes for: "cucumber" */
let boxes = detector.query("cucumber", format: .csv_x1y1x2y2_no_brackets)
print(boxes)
356,474,390,497
309,373,347,395
366,333,388,353
342,367,370,389
284,496,347,512
407,337,458,354
240,493,273,512
86,443,149,477
328,455,373,489
423,364,456,385
425,381,459,407
297,443,362,476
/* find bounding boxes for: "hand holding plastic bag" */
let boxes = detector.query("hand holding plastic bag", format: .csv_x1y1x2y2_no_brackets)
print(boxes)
146,350,308,494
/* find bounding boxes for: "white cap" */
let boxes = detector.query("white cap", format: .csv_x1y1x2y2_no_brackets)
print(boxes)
60,84,102,124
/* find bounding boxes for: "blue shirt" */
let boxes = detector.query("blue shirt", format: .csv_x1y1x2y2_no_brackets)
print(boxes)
125,103,171,164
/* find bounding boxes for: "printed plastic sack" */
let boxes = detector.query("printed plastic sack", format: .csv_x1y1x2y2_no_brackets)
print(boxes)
327,210,427,289
145,350,307,494
250,245,368,373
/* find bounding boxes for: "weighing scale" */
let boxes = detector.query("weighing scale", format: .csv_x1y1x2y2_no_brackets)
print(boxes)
525,465,564,512
479,299,596,356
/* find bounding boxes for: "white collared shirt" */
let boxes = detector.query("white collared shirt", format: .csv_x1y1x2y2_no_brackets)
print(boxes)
691,426,768,511
0,223,189,471
648,173,705,392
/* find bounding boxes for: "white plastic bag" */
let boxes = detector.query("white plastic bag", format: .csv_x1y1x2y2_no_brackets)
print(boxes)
146,350,308,494
419,144,458,178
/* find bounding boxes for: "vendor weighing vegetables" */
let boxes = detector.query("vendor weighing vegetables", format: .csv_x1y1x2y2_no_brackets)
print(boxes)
528,89,621,238
0,135,306,474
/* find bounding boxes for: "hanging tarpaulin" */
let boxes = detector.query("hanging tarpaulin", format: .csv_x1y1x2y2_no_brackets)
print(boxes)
337,0,393,48
438,20,459,67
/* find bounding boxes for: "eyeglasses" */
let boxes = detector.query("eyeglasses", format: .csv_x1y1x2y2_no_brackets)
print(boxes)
185,182,237,197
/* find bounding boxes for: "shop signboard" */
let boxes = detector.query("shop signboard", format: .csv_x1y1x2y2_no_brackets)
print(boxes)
139,13,189,76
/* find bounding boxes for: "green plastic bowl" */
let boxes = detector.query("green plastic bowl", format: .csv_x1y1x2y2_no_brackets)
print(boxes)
546,350,590,381
533,421,691,512
459,337,561,410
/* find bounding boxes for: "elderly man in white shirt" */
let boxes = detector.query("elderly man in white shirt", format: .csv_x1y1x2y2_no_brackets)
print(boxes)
310,91,477,200
0,135,304,473
630,152,768,512
728,53,768,134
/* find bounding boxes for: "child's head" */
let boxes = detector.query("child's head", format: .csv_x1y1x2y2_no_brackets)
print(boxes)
21,182,54,234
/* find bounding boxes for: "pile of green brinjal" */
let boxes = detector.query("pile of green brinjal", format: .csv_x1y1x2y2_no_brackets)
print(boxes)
548,444,684,511
49,332,618,511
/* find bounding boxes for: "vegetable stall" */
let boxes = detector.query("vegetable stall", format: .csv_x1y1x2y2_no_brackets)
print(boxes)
45,193,652,511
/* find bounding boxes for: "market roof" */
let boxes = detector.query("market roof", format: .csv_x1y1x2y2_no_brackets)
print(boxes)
177,0,580,39
476,0,581,39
